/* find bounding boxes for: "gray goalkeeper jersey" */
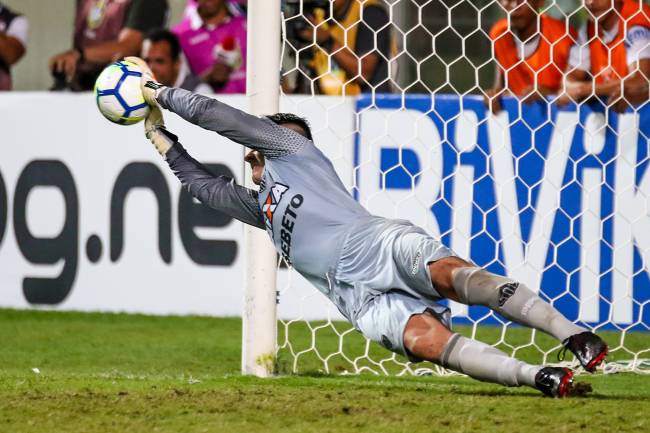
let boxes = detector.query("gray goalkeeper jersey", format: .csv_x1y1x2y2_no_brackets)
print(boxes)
159,88,375,319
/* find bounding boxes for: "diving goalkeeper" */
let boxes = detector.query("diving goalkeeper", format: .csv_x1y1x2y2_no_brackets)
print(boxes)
127,57,607,398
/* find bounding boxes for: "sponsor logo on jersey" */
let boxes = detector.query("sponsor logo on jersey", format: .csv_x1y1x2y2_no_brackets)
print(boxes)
262,183,289,233
498,282,519,307
279,194,304,265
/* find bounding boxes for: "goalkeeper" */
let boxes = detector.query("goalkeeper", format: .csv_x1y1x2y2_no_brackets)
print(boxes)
127,57,607,398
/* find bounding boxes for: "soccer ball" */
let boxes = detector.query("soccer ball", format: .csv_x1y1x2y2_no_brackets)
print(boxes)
94,60,150,125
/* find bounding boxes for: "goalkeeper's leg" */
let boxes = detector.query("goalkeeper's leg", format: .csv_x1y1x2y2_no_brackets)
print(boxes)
428,257,607,371
355,291,575,396
403,313,578,397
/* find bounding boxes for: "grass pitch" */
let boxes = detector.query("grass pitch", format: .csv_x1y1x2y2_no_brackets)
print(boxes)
1,309,649,433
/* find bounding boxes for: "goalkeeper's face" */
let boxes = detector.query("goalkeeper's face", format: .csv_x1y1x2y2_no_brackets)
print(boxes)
245,150,265,185
245,121,311,185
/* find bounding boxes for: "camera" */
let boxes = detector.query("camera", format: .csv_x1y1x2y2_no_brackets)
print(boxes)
50,70,69,91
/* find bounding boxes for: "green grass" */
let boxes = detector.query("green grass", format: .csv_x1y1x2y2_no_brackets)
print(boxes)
1,309,650,433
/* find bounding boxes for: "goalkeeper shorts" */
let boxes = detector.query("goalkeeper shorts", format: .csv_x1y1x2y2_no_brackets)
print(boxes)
354,289,451,362
332,217,457,361
334,217,455,312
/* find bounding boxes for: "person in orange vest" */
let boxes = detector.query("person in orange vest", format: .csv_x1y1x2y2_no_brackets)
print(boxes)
485,0,576,113
560,0,650,112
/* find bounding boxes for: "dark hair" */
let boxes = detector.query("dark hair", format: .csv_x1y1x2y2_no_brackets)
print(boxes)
145,28,182,61
266,113,313,141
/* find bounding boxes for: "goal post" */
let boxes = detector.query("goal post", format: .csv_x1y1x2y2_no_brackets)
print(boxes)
242,0,281,377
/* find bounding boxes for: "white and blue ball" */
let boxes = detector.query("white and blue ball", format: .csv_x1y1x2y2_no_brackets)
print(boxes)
94,60,150,125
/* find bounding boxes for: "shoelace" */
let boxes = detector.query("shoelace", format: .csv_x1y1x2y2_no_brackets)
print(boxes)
557,338,572,362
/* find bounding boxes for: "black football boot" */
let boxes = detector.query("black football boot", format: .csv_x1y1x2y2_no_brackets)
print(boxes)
535,367,574,397
559,332,608,372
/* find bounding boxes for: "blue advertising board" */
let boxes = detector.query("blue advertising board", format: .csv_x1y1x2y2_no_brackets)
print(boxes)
355,95,650,330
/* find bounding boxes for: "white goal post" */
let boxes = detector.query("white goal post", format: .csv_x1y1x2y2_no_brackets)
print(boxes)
242,0,282,377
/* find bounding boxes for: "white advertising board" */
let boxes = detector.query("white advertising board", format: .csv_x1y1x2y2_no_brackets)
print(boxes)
0,93,354,320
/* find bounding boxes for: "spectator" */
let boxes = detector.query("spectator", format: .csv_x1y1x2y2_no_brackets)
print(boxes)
560,0,650,112
49,0,168,91
484,0,575,113
292,0,394,95
0,2,28,91
182,0,246,18
142,29,212,93
174,0,247,93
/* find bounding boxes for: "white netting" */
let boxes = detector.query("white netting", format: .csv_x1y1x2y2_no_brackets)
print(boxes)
274,0,650,375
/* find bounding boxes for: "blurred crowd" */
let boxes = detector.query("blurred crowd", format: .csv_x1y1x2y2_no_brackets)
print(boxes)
0,0,648,110
485,0,650,112
47,0,248,93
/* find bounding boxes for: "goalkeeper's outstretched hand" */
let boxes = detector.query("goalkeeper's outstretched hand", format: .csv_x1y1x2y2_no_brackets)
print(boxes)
123,56,164,107
147,125,178,157
123,56,170,154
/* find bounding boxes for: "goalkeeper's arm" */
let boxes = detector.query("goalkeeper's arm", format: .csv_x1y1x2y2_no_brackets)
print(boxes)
125,56,307,158
153,127,265,229
156,87,308,159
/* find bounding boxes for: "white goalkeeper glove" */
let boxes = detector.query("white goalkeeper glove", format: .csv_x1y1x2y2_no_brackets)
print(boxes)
123,56,170,153
147,126,178,157
123,56,164,106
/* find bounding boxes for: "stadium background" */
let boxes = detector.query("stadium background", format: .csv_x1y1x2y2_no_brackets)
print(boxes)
1,1,650,431
3,0,189,90
3,0,582,92
0,0,649,369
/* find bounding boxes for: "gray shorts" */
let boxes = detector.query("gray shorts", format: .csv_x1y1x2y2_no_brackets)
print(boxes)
334,218,456,361
355,289,451,362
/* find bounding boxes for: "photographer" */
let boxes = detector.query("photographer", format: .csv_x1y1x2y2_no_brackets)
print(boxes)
286,0,393,95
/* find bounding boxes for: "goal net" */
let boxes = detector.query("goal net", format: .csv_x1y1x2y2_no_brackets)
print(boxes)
269,0,650,376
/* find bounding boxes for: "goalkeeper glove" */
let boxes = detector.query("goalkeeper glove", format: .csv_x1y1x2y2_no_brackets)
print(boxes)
123,56,164,106
123,56,168,144
147,126,178,157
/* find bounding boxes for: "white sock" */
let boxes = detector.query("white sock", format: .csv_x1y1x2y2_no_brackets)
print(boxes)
441,334,540,387
452,267,586,342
